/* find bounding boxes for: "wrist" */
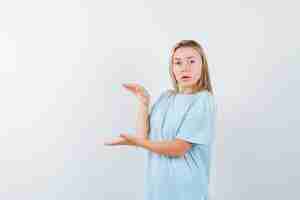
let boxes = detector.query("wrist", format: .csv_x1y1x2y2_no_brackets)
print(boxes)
139,138,150,148
138,102,150,109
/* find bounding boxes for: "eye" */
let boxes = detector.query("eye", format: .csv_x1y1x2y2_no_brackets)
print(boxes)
175,61,181,65
190,60,195,64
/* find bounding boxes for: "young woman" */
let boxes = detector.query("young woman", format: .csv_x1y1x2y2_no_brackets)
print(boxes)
104,40,217,200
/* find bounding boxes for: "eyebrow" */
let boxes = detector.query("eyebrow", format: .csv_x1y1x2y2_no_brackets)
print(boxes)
173,56,195,60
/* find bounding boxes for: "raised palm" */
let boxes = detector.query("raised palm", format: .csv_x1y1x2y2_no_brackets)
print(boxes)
122,83,150,106
103,83,150,146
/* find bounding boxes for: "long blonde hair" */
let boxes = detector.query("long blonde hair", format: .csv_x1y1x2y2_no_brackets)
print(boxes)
168,40,214,95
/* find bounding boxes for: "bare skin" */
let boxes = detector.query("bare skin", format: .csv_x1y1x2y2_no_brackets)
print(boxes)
103,47,203,156
103,82,191,157
103,83,150,146
172,47,202,94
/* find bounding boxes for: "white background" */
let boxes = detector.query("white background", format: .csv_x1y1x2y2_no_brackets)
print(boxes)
0,0,299,199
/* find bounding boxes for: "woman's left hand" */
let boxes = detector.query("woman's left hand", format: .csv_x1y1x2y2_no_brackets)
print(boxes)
104,133,146,147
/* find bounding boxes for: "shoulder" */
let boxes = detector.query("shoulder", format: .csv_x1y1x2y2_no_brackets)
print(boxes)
165,89,175,96
199,90,214,102
153,89,173,105
193,91,216,111
159,89,175,98
195,90,210,100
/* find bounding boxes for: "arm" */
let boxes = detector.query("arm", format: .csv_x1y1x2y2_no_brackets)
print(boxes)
140,138,192,157
136,103,150,139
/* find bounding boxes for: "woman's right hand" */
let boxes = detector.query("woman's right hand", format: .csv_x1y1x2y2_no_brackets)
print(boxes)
122,83,150,106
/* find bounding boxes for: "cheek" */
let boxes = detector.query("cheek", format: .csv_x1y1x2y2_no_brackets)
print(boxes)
172,67,180,78
191,66,202,76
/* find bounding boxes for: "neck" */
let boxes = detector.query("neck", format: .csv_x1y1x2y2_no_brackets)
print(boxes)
178,85,198,94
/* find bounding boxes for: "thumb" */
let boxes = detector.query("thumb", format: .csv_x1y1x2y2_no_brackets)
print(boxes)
120,134,128,139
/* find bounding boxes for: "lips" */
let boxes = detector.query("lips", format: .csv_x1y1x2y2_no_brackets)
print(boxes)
181,75,192,79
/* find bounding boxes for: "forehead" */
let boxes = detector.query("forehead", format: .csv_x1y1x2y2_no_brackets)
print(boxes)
173,47,200,60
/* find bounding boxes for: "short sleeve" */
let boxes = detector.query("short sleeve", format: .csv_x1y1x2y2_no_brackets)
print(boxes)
175,94,215,146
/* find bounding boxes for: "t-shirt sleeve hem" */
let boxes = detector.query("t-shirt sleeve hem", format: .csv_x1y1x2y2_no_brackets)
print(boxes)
175,135,210,146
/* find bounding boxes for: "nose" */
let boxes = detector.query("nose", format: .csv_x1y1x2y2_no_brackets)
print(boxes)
180,61,191,72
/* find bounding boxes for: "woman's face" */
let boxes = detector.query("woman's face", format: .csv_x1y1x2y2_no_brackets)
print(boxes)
172,47,202,92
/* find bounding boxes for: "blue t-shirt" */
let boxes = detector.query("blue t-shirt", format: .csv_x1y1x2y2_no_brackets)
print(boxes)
144,89,217,200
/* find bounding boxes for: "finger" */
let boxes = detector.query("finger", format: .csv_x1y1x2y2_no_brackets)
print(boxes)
126,86,146,97
104,140,119,145
123,83,144,92
122,83,139,90
120,134,133,141
123,84,148,96
134,85,148,96
120,133,128,139
104,141,114,145
123,83,139,87
122,84,139,95
104,137,126,145
122,83,135,89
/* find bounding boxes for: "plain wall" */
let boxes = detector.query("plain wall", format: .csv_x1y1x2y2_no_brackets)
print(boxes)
0,0,299,199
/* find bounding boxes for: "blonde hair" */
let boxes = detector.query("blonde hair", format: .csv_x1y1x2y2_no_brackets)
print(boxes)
168,40,214,95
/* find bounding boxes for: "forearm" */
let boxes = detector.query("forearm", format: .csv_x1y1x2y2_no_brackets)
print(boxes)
136,103,150,139
140,139,186,157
